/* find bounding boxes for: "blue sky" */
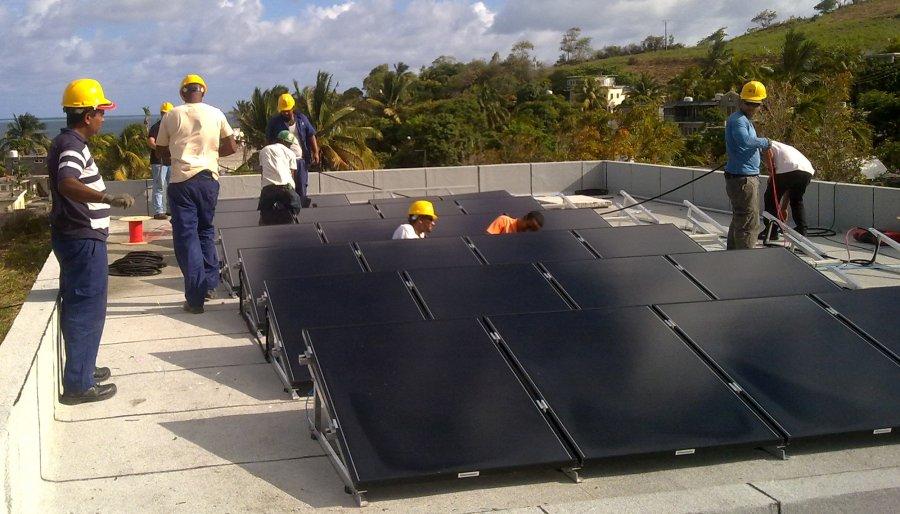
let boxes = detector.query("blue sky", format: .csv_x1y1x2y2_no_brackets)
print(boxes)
0,0,814,119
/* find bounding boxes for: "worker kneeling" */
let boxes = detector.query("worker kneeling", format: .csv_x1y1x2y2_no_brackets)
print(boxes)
487,211,544,234
258,130,302,225
393,200,437,239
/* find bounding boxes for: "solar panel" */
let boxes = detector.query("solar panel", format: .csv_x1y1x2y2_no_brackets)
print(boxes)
468,230,595,265
238,244,364,332
319,218,406,243
216,197,258,212
408,263,570,319
370,195,443,206
295,204,381,223
375,199,464,219
669,248,841,300
576,224,703,258
457,196,544,215
265,272,425,385
659,296,900,439
309,194,350,207
814,287,900,360
545,256,710,309
540,209,611,230
219,224,322,288
444,190,512,201
488,308,781,463
428,213,497,238
357,237,482,272
303,318,576,488
215,210,266,229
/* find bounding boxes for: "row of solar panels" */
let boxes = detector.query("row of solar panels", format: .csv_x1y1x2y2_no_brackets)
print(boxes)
259,245,848,388
214,190,544,229
219,208,612,288
302,286,899,489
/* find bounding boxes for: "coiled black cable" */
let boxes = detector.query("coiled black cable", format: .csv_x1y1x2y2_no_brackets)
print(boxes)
109,251,167,276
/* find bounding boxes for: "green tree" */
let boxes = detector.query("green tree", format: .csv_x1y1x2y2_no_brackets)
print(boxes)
365,63,416,124
0,114,51,156
142,106,151,130
626,74,665,105
776,30,820,88
751,9,777,29
293,72,381,170
700,30,732,78
89,124,150,181
814,0,837,15
857,90,899,146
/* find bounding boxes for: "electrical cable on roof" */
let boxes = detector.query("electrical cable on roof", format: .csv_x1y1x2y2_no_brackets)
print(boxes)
601,162,727,216
108,251,167,276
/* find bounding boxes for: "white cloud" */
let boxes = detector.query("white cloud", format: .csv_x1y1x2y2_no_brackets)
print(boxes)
0,0,818,117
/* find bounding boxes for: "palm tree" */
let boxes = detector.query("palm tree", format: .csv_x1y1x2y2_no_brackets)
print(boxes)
0,113,51,155
474,84,510,128
142,106,151,130
293,72,381,171
627,74,664,105
89,124,150,180
776,30,820,88
365,62,415,123
234,85,289,151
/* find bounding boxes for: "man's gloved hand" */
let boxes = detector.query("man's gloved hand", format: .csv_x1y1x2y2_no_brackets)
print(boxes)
102,193,135,209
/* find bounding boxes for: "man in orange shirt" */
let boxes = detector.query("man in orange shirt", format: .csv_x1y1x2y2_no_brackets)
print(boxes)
486,211,544,234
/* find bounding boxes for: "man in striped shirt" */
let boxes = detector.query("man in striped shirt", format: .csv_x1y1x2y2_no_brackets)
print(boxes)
49,78,134,405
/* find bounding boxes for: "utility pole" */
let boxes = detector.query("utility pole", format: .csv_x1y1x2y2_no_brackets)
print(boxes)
663,20,669,50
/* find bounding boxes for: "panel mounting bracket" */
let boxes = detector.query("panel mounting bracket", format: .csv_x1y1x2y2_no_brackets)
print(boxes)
761,444,788,460
560,466,583,483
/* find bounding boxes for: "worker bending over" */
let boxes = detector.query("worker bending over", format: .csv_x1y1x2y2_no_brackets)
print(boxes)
724,80,771,250
487,211,544,234
156,74,238,314
258,130,302,225
759,141,815,240
392,201,437,239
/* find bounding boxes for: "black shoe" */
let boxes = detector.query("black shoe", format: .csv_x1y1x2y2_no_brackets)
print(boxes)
183,301,204,314
153,213,168,220
93,367,111,383
60,383,117,405
758,229,780,241
205,289,215,300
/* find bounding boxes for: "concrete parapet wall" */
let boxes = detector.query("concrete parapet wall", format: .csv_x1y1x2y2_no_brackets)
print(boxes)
582,161,606,191
531,162,582,195
479,163,532,196
426,166,478,196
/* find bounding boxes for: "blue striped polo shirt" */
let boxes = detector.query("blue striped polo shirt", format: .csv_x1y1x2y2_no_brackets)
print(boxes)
47,128,110,240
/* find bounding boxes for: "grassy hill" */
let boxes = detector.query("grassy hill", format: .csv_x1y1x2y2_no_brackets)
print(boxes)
560,0,900,82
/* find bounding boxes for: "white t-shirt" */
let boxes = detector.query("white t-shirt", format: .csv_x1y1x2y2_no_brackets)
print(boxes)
288,123,304,159
770,141,815,176
392,224,425,240
259,143,297,187
156,102,234,182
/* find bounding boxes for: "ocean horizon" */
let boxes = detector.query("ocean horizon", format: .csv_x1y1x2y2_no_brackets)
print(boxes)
0,113,239,139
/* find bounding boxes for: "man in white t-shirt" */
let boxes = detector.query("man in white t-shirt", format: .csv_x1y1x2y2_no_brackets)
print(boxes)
258,130,302,225
392,200,438,239
760,141,815,240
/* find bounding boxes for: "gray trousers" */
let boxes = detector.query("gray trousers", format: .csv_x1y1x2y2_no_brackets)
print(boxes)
725,174,760,250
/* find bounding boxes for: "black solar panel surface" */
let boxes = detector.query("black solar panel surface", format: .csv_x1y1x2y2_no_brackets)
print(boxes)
468,230,595,265
239,244,363,327
669,248,841,300
319,218,405,243
358,237,481,272
216,197,258,212
408,264,570,319
266,273,425,383
445,190,511,200
457,196,544,215
540,209,611,230
304,318,575,487
546,256,710,309
309,194,350,207
375,199,463,219
219,224,322,287
295,204,381,223
370,195,443,205
576,224,703,258
215,210,266,229
815,286,900,359
427,213,497,238
489,308,781,462
659,296,900,439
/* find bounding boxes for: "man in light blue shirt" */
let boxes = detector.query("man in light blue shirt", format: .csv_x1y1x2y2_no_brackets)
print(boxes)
724,80,771,250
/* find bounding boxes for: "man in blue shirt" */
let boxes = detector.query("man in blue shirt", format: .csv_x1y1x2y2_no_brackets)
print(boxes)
266,93,320,207
724,80,771,250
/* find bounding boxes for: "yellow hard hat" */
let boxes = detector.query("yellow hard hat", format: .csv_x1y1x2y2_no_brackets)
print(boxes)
277,93,295,112
181,74,207,92
61,78,116,110
408,200,437,220
740,81,767,103
160,101,174,113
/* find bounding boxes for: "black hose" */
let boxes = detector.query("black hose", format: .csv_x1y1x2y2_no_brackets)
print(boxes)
109,251,167,276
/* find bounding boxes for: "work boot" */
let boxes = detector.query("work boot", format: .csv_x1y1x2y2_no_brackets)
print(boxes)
205,289,215,300
60,383,117,405
153,213,168,220
183,301,204,314
93,367,111,383
758,227,780,242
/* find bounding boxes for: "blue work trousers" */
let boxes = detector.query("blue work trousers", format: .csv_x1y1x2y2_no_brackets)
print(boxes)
52,237,108,394
294,159,310,207
151,163,170,215
168,171,220,307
